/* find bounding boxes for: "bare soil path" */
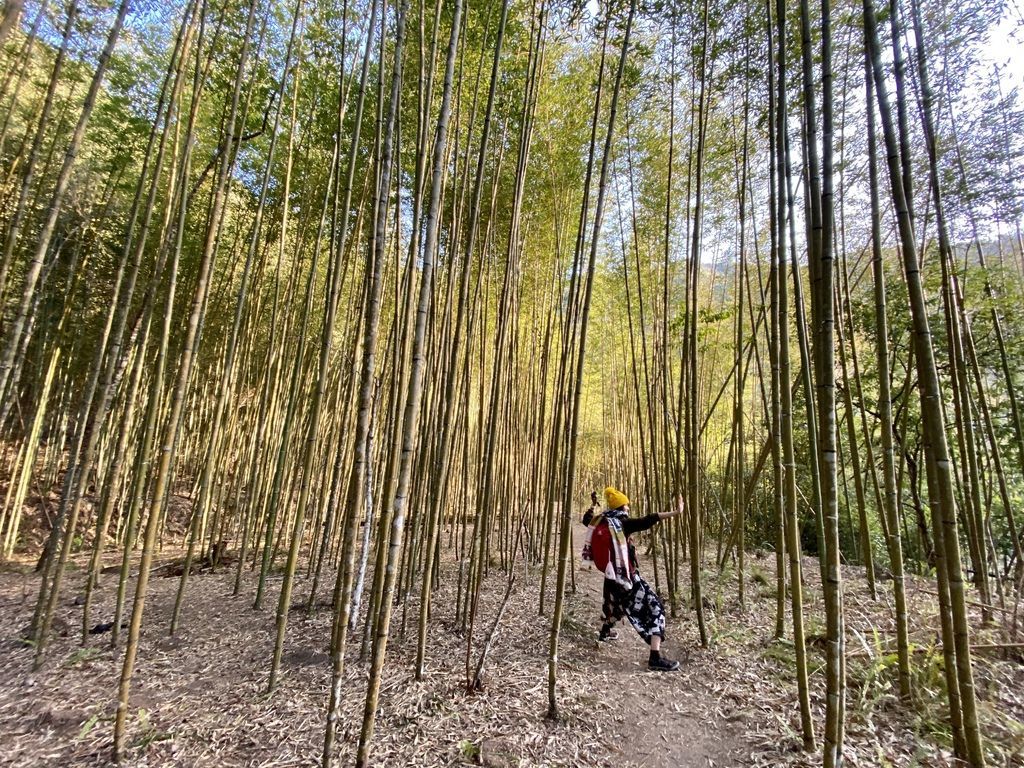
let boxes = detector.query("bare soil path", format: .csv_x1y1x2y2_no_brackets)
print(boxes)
0,539,765,768
566,564,750,767
2,530,1020,767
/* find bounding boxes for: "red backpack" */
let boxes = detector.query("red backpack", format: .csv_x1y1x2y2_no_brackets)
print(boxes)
584,517,635,579
589,519,613,573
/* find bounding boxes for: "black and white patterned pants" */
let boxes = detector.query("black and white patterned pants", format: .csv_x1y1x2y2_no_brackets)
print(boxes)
602,574,666,644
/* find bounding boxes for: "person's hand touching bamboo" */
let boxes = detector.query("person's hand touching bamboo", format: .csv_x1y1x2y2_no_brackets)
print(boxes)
657,495,684,521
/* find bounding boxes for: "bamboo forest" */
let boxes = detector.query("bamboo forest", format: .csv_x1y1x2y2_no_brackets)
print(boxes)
0,0,1023,763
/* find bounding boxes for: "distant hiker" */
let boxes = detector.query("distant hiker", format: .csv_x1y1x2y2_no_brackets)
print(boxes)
581,487,682,672
581,490,600,527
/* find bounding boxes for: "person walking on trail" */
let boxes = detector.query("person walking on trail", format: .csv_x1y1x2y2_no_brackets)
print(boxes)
581,486,682,672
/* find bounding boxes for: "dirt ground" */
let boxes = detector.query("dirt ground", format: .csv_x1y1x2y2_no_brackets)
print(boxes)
1,529,1022,767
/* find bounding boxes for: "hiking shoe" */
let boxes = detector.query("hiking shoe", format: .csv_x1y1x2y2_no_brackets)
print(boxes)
648,655,680,672
598,628,619,642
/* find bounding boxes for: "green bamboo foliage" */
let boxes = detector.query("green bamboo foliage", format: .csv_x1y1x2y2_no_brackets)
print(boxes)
865,0,985,761
0,0,129,413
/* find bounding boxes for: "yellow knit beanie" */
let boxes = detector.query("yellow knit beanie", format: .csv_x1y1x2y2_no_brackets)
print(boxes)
604,486,629,510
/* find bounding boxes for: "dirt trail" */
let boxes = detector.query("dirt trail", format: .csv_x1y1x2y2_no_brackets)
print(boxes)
0,545,766,768
569,561,748,768
3,523,1023,766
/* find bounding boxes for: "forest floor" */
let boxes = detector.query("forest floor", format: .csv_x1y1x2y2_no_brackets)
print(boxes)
1,523,1023,767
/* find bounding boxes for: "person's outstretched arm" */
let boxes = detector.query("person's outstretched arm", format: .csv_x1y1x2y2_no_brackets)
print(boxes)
621,497,683,536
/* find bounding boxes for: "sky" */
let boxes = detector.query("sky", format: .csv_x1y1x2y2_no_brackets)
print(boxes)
982,6,1024,91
